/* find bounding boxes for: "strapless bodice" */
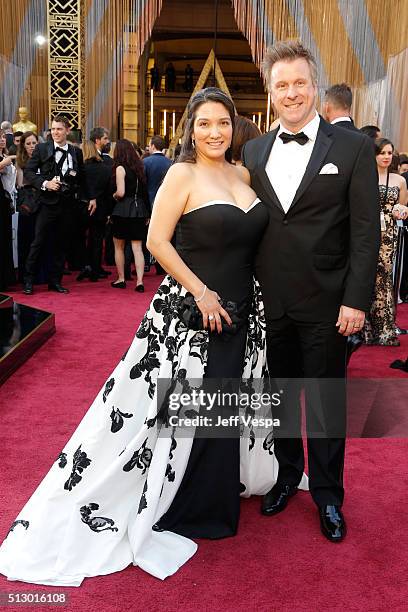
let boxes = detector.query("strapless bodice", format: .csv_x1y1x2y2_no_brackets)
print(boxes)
176,199,268,302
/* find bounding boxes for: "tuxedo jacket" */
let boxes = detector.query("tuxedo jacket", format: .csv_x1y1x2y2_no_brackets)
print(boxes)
143,153,172,206
24,141,83,206
80,155,113,219
242,116,380,321
332,119,359,132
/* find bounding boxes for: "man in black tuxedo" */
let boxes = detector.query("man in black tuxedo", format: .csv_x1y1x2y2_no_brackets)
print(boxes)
242,41,380,542
23,116,83,294
323,83,358,132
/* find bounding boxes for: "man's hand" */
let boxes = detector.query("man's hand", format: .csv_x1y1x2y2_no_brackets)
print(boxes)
46,178,61,191
88,199,97,215
336,305,365,336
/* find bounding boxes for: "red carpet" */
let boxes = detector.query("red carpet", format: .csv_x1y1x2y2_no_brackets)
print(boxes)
1,272,407,611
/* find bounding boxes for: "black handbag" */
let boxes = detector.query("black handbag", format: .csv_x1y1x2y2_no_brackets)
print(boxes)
16,185,40,215
112,178,150,219
178,293,250,334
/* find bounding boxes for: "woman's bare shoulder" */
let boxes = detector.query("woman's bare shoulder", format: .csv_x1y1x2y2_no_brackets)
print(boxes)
165,161,195,181
232,163,251,185
389,172,405,187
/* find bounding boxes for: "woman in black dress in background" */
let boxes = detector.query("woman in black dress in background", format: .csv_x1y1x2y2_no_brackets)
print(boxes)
111,139,150,292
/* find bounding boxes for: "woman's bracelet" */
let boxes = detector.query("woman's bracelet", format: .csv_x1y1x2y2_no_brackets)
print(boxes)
194,284,207,302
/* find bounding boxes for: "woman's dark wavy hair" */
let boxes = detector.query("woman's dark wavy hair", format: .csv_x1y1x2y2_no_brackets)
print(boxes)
177,87,236,164
16,131,38,168
374,137,394,156
113,138,145,181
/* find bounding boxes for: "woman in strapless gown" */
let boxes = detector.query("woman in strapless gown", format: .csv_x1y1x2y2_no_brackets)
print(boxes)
0,88,307,586
363,138,408,346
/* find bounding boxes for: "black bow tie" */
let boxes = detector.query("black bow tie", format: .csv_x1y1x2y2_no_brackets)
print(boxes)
279,131,309,145
55,146,67,153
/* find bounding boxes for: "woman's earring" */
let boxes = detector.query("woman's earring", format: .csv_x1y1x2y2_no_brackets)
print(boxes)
191,139,195,149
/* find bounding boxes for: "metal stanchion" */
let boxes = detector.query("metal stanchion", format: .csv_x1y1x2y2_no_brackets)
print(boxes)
394,222,407,334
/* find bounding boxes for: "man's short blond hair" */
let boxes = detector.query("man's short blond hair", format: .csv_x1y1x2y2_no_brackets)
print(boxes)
262,40,318,86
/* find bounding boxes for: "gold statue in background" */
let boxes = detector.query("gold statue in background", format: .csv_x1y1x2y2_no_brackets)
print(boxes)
13,107,37,134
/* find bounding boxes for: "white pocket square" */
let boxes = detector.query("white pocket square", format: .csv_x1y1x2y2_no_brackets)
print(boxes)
319,163,339,175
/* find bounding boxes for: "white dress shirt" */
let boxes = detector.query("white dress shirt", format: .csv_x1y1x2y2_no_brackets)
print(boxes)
54,142,72,177
42,142,73,190
331,116,351,125
266,112,320,213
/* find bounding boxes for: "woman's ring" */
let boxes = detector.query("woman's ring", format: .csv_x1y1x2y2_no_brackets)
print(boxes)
208,314,215,321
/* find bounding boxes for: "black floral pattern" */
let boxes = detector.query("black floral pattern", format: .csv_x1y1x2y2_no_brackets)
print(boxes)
138,482,148,514
103,378,115,403
80,503,118,533
57,452,67,468
64,445,92,491
263,432,274,455
129,336,161,399
7,520,29,537
110,407,133,433
123,439,153,474
165,464,175,482
189,331,207,364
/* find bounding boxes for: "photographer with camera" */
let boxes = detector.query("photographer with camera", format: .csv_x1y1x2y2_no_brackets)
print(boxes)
22,115,84,294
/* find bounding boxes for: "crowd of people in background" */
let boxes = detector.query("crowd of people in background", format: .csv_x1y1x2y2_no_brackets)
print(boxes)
1,82,408,352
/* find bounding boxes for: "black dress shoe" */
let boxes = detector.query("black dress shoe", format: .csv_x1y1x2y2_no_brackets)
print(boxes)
346,333,363,365
48,283,69,294
76,269,90,281
111,280,126,289
135,284,144,293
23,282,33,295
319,505,347,542
261,484,298,516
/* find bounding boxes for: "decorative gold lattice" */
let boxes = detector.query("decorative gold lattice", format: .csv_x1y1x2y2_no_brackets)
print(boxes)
47,0,84,131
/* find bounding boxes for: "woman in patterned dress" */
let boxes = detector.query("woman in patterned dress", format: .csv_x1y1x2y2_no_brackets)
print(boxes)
363,138,408,346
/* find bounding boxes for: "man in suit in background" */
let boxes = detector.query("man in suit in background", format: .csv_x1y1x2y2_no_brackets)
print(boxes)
143,135,172,274
23,115,83,294
324,84,363,361
143,135,172,206
242,41,380,542
323,83,358,131
88,126,113,279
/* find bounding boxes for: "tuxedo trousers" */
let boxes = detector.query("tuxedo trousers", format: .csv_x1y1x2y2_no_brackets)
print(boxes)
266,315,347,507
25,197,74,284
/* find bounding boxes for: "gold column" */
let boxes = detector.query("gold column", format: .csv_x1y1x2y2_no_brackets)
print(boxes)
47,0,84,132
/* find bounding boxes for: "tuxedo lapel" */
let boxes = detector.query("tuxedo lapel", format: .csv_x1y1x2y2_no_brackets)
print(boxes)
46,141,55,161
289,118,334,210
253,129,285,213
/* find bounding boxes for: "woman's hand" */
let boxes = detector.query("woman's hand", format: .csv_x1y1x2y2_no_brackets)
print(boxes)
194,287,233,334
392,203,408,220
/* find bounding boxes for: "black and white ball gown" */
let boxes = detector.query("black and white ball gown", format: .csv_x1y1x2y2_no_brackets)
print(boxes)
0,198,308,586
